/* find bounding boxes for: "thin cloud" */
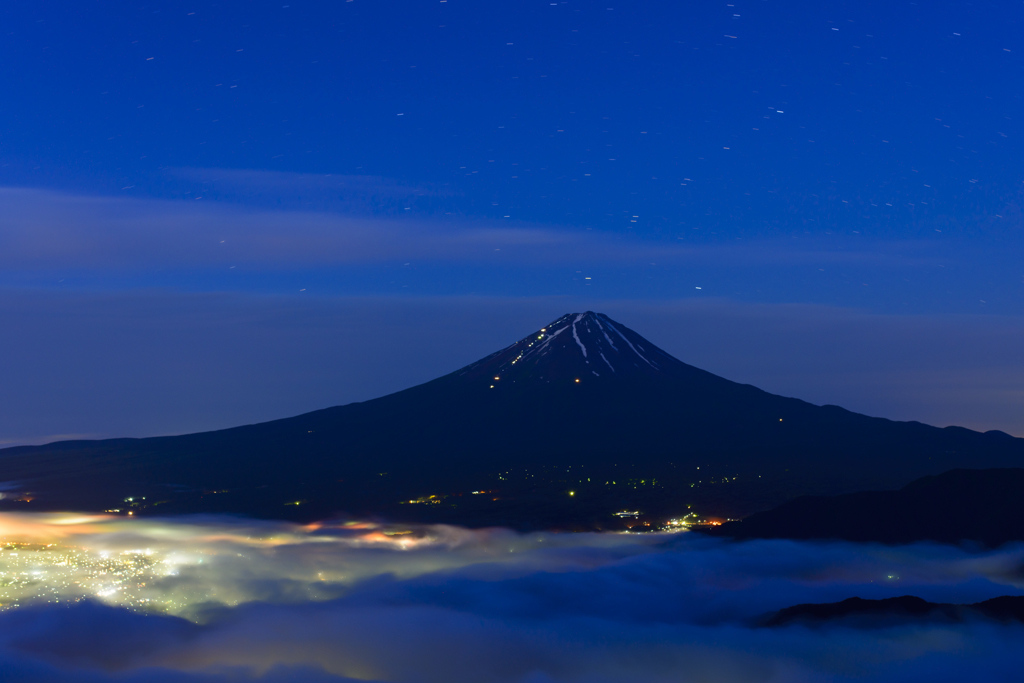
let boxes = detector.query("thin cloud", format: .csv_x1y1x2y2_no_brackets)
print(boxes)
0,187,575,270
0,187,959,274
164,167,458,213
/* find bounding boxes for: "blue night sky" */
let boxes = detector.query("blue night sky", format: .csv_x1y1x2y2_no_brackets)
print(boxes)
2,0,1023,443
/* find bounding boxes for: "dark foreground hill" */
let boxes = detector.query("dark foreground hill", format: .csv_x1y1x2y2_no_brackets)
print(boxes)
712,468,1024,546
763,595,1024,627
1,312,1022,529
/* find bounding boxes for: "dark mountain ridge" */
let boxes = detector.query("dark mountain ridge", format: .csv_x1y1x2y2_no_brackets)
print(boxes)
764,595,1024,627
711,467,1024,546
1,312,1021,528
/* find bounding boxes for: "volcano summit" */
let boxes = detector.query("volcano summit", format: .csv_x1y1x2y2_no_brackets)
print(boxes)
460,311,679,384
1,312,1020,529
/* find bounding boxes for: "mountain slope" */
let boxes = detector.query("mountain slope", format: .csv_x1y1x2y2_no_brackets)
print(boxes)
1,312,1021,528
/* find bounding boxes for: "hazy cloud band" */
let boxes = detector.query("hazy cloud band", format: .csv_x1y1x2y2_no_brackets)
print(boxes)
1,513,1023,682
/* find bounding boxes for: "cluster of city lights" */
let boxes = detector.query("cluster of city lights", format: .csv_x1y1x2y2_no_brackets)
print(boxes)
0,542,166,611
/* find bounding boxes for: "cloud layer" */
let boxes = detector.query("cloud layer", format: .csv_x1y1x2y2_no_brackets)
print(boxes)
0,186,627,272
0,185,1005,276
1,513,1024,682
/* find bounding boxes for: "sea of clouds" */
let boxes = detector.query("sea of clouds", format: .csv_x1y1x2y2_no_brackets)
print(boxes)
1,513,1023,682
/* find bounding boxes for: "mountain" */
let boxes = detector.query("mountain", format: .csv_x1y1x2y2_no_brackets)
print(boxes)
763,595,1024,627
710,468,1024,546
0,312,1021,529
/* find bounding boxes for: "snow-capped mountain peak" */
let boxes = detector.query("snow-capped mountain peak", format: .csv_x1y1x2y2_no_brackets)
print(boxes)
458,311,682,384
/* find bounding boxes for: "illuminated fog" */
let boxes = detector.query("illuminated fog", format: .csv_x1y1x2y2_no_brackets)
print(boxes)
1,513,1023,682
